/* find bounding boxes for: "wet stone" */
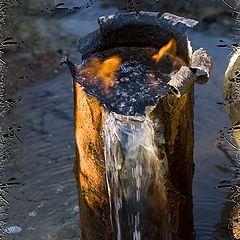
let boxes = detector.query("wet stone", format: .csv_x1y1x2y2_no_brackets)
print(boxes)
75,47,183,116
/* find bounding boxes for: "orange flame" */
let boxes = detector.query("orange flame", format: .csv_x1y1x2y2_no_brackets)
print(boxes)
80,55,121,92
97,56,121,89
152,39,177,62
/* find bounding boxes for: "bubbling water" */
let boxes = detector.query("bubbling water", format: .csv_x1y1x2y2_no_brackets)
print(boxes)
75,47,183,116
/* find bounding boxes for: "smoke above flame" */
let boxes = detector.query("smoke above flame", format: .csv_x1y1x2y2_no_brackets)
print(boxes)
80,55,121,92
152,39,177,62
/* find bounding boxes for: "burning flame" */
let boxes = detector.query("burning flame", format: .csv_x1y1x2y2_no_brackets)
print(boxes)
152,39,177,62
80,55,121,92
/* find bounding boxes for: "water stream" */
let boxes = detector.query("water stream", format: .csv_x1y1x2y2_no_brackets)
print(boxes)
104,112,171,240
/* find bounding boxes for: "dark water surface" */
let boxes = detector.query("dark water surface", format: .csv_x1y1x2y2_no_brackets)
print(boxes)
6,72,79,240
4,2,238,240
191,32,233,240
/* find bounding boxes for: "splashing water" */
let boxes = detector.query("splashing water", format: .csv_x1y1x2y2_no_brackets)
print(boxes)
104,112,172,240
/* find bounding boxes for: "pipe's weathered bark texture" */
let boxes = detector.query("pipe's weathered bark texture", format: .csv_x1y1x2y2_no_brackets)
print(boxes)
74,83,113,239
151,87,195,239
74,81,194,239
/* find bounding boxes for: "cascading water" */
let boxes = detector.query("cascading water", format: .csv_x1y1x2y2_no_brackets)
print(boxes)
104,112,172,240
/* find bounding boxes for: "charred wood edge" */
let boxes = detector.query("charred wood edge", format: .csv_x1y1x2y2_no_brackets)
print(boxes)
190,48,213,84
168,66,196,98
61,56,76,78
77,12,198,62
97,12,198,34
168,48,213,97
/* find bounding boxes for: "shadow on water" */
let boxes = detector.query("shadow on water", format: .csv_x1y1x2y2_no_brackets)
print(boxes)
3,0,240,239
